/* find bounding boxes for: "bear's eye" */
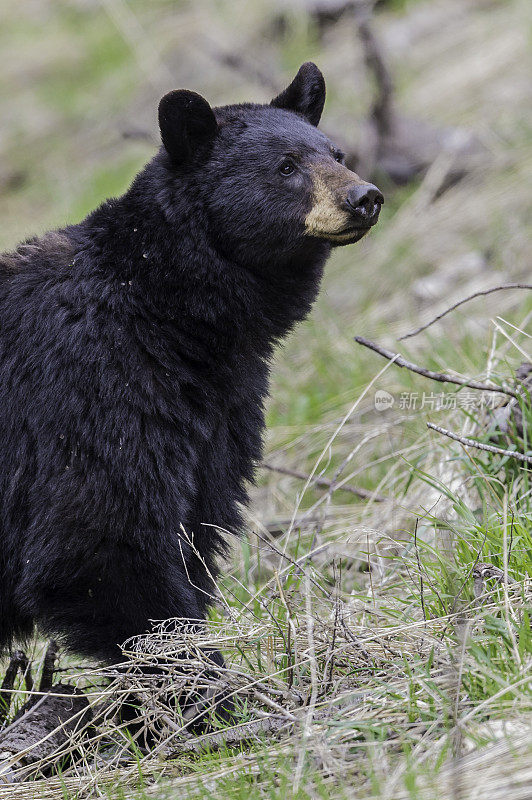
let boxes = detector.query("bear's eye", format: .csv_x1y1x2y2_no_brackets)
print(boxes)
333,150,345,164
279,160,295,176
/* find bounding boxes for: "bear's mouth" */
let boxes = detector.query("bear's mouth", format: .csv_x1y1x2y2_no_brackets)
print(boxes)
315,226,372,246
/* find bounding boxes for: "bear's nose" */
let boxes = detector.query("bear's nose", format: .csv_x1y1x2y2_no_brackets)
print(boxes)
346,183,384,225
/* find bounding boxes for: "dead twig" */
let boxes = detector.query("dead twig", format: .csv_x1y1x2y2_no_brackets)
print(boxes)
399,283,532,341
427,422,532,465
260,461,384,501
353,335,516,398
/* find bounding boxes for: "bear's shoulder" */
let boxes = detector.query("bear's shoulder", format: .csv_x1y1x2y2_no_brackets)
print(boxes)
0,230,73,277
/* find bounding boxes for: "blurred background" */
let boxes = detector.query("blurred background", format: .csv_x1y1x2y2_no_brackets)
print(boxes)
1,4,531,795
1,0,531,527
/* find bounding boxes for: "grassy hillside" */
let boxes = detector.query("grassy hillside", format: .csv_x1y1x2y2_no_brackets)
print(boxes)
0,0,531,797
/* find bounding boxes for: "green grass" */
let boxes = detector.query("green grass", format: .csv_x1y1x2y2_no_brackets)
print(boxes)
0,0,531,797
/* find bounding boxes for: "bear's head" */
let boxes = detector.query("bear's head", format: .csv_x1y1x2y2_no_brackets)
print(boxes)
158,63,383,269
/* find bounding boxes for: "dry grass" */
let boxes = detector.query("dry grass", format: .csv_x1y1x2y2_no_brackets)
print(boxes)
0,0,531,797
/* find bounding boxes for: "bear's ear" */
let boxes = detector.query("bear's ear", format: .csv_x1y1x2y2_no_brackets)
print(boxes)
270,62,326,127
158,90,218,164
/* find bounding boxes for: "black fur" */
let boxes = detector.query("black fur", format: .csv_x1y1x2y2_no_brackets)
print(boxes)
0,64,343,664
271,62,326,127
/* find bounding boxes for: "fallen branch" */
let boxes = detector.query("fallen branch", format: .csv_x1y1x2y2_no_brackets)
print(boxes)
427,422,532,465
399,283,532,341
166,698,350,757
260,461,384,501
0,685,92,783
353,335,516,398
166,714,289,757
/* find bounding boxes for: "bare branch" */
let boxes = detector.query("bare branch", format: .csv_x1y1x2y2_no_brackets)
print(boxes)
427,422,532,465
0,685,92,782
353,1,395,145
260,461,384,501
353,335,516,398
399,283,532,341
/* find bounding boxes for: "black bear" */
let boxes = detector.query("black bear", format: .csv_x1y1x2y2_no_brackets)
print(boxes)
0,63,382,665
